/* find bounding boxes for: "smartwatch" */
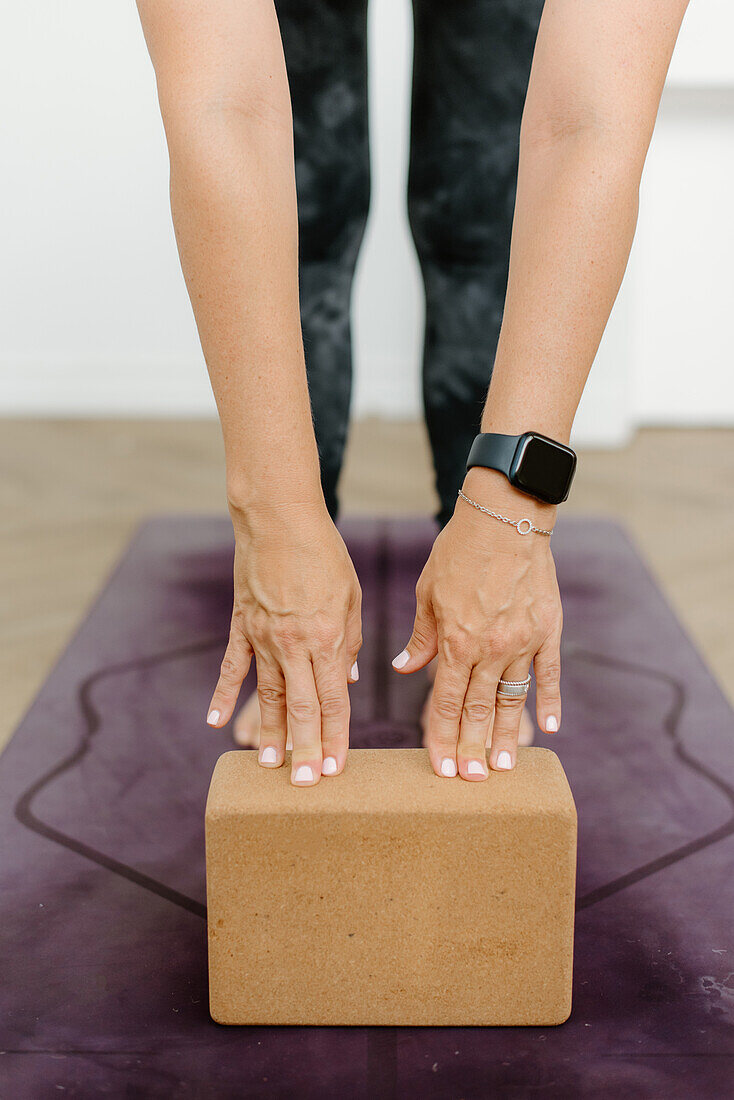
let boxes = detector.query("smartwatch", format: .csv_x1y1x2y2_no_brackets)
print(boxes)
466,431,577,505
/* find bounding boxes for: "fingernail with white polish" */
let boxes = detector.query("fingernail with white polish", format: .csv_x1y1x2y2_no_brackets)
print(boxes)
546,715,559,733
322,756,338,776
392,650,410,670
259,746,277,766
294,765,314,784
350,661,359,681
467,760,487,777
207,710,220,727
496,751,513,770
441,758,457,778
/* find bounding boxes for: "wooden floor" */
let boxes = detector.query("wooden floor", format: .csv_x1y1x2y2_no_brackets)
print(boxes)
1,419,732,749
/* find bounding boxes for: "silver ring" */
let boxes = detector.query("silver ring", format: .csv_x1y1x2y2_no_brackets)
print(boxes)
496,674,531,698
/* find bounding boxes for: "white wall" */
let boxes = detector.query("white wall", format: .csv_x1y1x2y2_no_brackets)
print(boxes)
1,1,214,415
1,1,733,444
633,87,734,424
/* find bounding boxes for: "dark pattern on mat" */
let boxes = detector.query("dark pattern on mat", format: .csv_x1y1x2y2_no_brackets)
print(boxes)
1,516,733,1099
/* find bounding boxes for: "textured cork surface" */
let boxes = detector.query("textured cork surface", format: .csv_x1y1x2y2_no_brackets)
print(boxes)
206,747,577,1026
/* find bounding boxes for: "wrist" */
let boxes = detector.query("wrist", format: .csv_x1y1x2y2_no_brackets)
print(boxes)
461,466,558,527
226,469,324,514
229,494,330,532
224,421,324,515
479,378,575,448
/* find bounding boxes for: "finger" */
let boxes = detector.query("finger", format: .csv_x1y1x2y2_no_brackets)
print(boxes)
312,655,350,777
347,588,363,684
282,660,323,786
534,634,562,735
489,658,531,772
207,633,253,727
392,593,438,674
456,663,496,781
425,656,471,778
255,656,287,768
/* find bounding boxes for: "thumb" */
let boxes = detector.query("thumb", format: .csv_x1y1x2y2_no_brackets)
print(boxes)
207,633,254,727
392,598,437,673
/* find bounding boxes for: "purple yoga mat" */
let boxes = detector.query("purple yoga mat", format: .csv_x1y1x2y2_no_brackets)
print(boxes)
1,516,733,1098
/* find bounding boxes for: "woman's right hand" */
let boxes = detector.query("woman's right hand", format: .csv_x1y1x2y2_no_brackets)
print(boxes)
206,500,362,786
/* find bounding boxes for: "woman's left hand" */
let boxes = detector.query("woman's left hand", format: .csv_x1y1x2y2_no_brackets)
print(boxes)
392,468,563,780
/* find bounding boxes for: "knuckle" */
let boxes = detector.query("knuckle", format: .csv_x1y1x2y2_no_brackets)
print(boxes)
219,653,243,681
275,627,302,656
462,700,493,724
496,694,527,712
286,698,320,723
539,656,562,681
442,631,472,665
319,692,347,719
257,683,285,707
491,717,520,741
541,693,562,712
411,621,433,646
430,731,459,751
492,737,518,754
313,622,342,654
322,736,348,754
486,630,510,658
316,625,340,647
432,695,462,721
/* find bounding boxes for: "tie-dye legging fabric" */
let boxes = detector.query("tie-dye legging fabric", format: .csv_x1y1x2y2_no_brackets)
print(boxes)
277,0,543,528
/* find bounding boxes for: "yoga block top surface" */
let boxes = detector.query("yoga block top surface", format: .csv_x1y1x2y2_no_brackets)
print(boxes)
207,746,576,819
206,747,577,1026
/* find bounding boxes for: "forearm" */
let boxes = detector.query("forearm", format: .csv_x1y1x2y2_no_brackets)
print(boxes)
464,126,636,528
480,0,689,449
138,0,322,515
483,132,640,446
168,116,321,512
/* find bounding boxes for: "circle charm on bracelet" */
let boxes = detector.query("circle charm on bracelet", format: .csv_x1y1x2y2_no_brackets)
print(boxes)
497,674,531,698
457,491,553,537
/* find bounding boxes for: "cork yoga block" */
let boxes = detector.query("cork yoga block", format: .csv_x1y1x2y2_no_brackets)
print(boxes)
206,747,577,1026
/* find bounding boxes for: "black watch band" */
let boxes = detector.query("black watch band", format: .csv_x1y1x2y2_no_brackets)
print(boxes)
466,431,577,506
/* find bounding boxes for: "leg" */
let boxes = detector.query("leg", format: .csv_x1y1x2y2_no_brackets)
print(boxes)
276,0,371,520
408,0,543,529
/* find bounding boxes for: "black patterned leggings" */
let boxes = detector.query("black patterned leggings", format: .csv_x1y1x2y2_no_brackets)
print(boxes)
277,0,543,528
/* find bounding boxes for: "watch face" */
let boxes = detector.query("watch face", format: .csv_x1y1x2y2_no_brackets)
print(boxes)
512,434,576,504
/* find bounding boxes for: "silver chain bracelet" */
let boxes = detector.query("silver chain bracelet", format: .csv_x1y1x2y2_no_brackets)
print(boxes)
457,490,553,537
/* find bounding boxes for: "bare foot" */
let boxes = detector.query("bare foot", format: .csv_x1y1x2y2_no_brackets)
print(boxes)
419,660,536,748
233,692,293,750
